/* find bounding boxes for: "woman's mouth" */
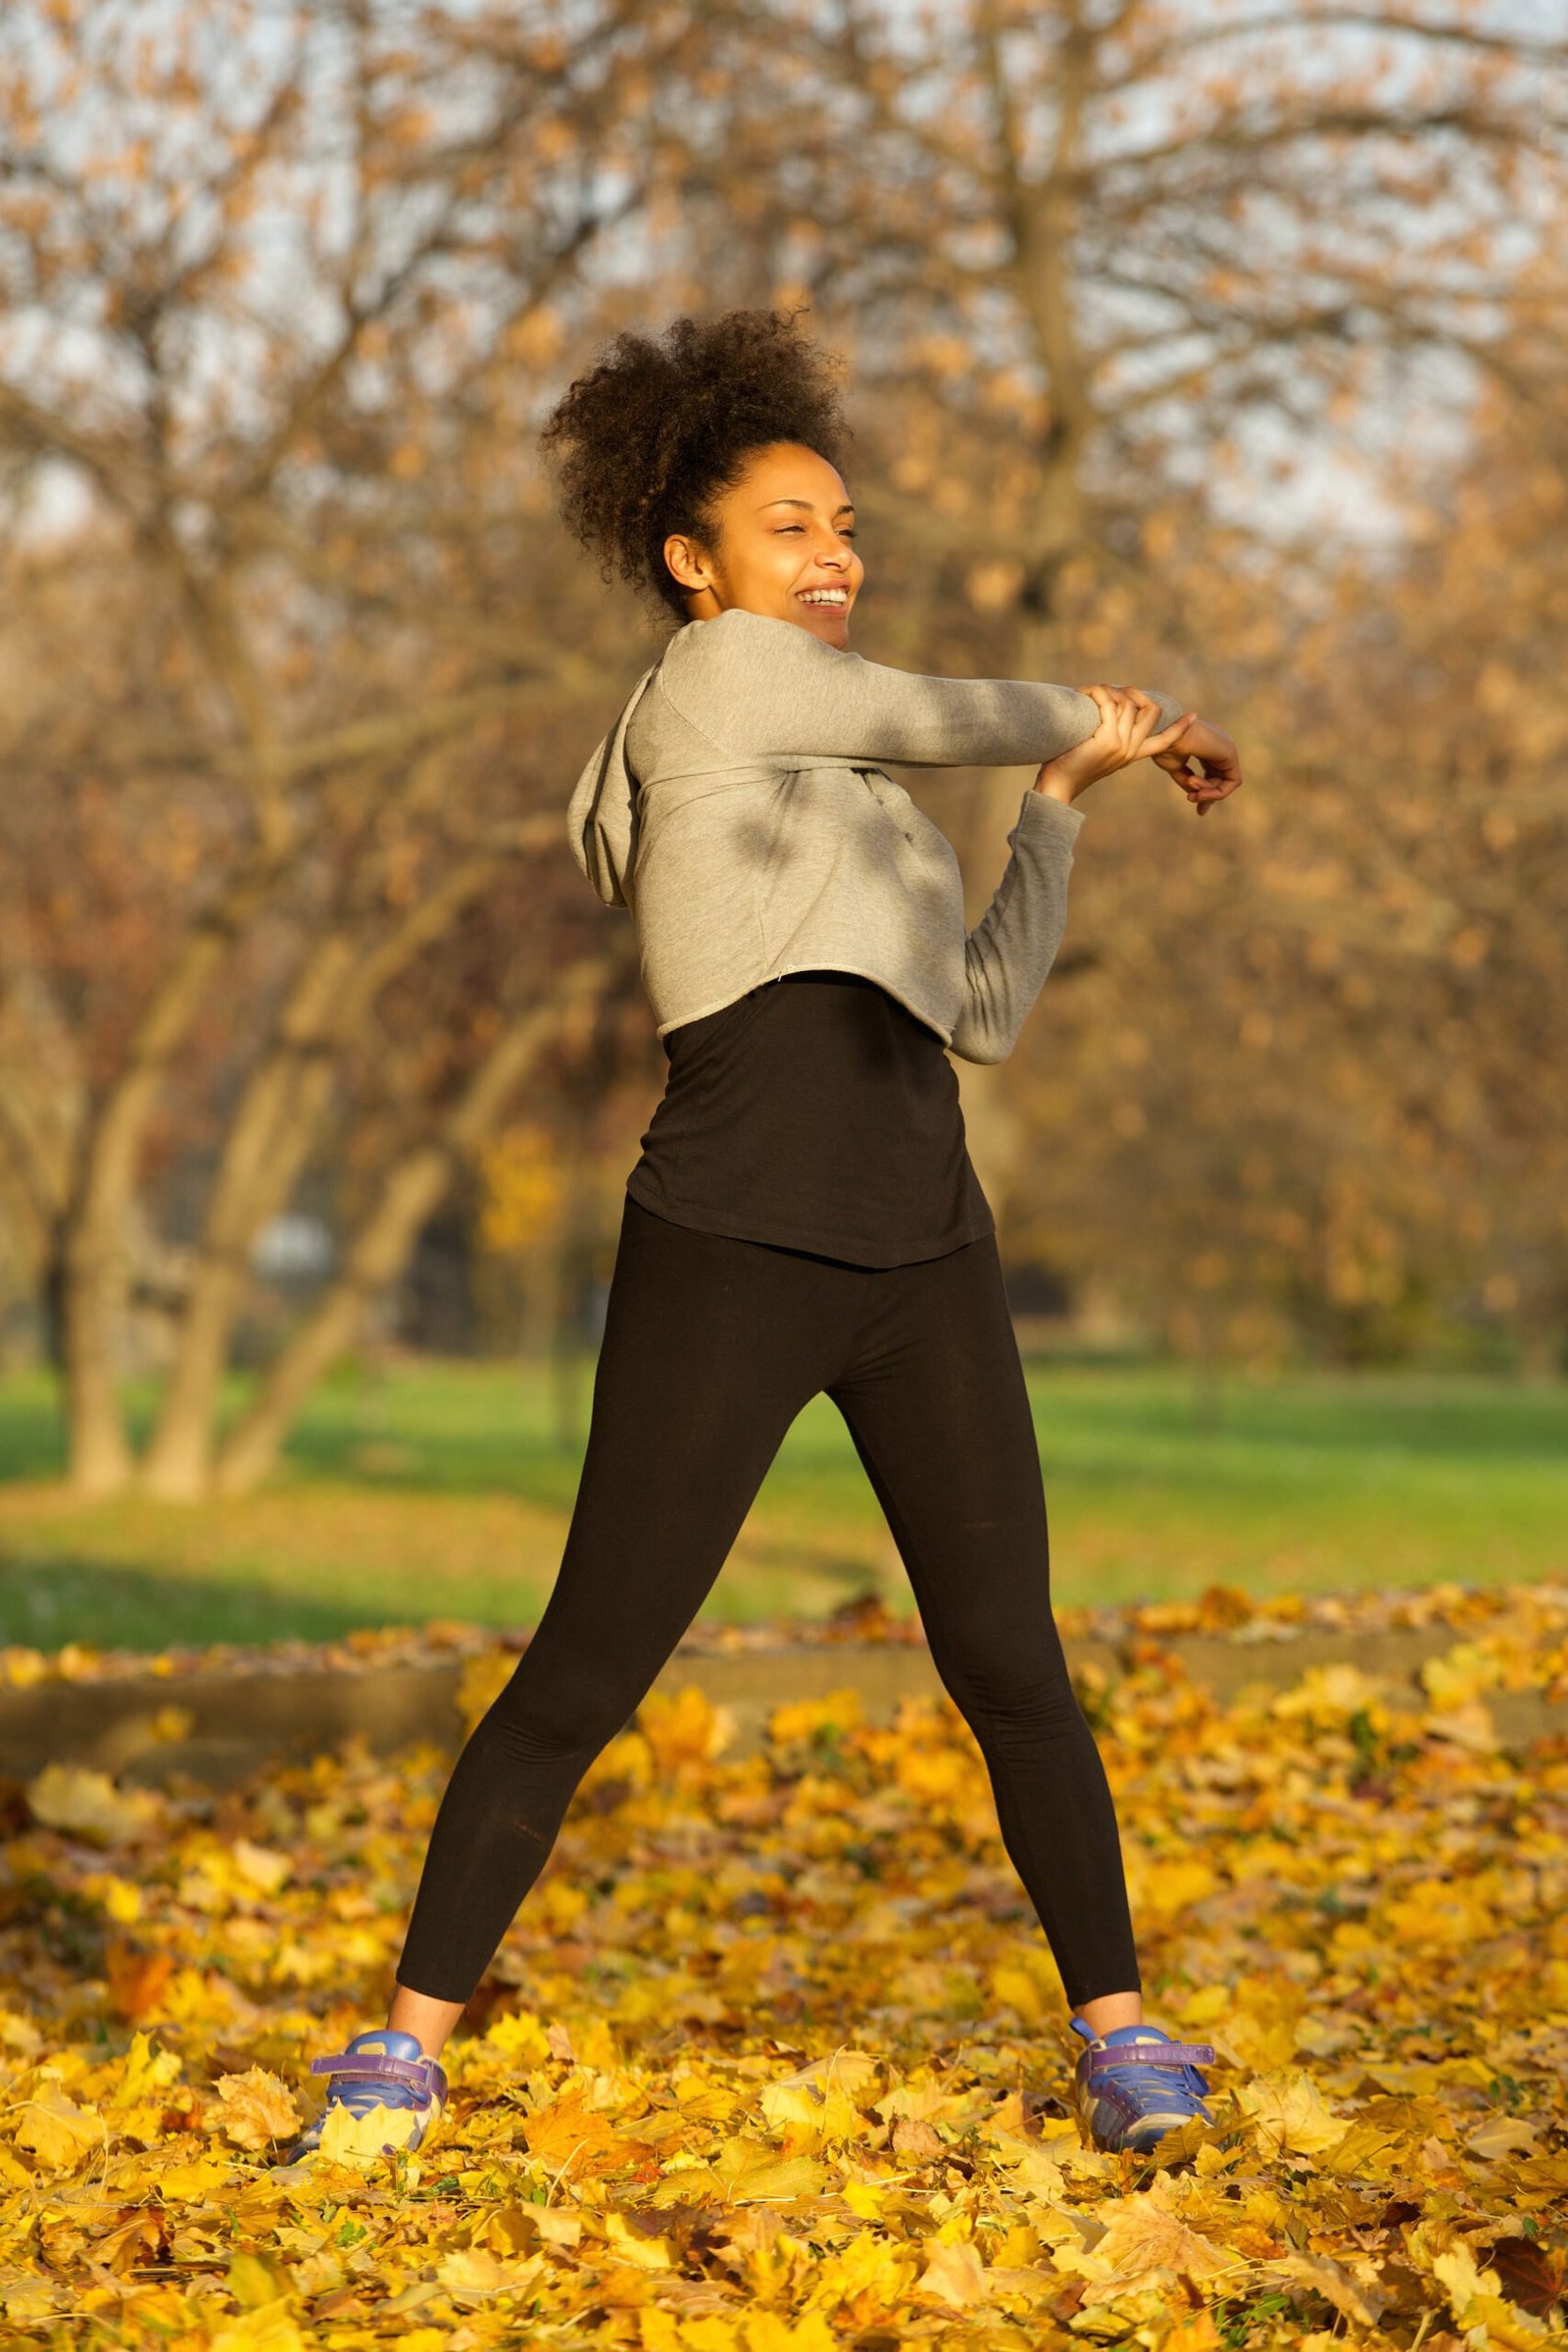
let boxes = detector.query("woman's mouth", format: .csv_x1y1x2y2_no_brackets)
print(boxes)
798,587,848,608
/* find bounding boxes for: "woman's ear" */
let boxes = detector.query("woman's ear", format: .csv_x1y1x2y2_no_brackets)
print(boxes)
662,531,715,596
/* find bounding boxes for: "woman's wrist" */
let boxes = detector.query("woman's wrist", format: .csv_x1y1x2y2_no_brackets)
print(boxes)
1032,766,1080,806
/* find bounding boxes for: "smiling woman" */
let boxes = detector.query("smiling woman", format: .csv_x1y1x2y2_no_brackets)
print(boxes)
287,307,1242,2169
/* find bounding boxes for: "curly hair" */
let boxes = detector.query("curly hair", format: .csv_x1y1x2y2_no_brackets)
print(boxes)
539,308,852,620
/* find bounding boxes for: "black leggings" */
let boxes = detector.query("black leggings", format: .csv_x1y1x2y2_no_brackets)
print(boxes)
395,1193,1140,2010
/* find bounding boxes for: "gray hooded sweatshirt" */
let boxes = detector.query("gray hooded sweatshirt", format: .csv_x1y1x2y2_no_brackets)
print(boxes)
567,607,1184,1065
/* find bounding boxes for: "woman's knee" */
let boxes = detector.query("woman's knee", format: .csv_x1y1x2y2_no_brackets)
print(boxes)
937,1642,1085,1740
473,1659,640,1770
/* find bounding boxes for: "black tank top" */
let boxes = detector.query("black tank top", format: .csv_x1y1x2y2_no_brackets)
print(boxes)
624,970,995,1268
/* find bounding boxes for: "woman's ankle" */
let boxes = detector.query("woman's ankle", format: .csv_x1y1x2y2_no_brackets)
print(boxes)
1073,1988,1144,2038
386,1984,466,2061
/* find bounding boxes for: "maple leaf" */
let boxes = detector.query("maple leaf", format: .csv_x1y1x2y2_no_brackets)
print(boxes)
105,1937,176,2022
919,2237,991,2309
1138,1856,1222,1915
769,2047,882,2100
226,2251,293,2308
1432,2239,1505,2321
1160,2319,1226,2352
24,1763,161,1846
760,2079,866,2148
640,1684,737,1769
228,1838,292,1895
157,2153,236,2198
1235,2070,1348,2158
1466,2115,1543,2162
767,1690,864,1744
603,2210,673,2269
990,1963,1047,2021
1420,1641,1502,1708
107,2027,182,2108
12,2082,105,2170
479,2008,553,2066
316,2098,422,2165
206,2308,312,2350
715,2144,828,2201
436,2245,548,2304
1266,2248,1389,2328
1270,1663,1396,1721
2,1577,1564,2337
520,2087,623,2171
808,2230,921,2324
1081,2182,1236,2301
213,2067,303,2150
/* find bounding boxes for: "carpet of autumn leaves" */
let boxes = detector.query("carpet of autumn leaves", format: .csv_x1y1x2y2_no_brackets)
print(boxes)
1,1586,1566,2350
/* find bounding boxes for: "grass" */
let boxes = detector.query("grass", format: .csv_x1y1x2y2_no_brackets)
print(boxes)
0,1356,1563,1657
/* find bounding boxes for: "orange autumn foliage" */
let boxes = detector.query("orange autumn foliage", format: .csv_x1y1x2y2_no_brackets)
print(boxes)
0,1583,1564,2344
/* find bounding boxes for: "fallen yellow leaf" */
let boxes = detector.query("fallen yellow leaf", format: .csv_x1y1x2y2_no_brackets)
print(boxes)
919,2236,990,2309
436,2244,549,2304
317,2097,422,2165
1235,2070,1348,2158
213,2067,303,2151
12,2082,104,2170
24,1763,161,1847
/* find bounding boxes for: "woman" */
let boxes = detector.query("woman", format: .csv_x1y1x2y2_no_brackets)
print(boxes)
290,310,1242,2165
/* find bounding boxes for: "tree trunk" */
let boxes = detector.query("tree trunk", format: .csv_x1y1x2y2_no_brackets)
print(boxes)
61,1213,135,1495
213,953,619,1494
141,860,500,1498
140,944,356,1498
56,853,290,1492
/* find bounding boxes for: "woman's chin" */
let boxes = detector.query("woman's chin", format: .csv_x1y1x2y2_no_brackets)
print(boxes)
793,607,851,648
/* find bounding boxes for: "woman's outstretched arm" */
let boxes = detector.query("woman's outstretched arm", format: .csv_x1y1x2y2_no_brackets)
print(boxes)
659,605,1188,768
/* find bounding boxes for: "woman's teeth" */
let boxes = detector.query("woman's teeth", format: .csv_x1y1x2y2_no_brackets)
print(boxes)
799,589,847,606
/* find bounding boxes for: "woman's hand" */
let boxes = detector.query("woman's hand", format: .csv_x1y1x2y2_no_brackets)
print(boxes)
1149,714,1242,816
1034,685,1196,807
1034,687,1243,815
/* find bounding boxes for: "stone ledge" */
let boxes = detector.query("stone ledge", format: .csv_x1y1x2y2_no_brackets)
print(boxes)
0,1618,1560,1790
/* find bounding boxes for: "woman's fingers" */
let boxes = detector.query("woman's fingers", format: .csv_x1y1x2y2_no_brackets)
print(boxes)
1146,710,1199,753
1083,683,1140,747
1094,687,1200,764
1071,689,1233,808
1149,716,1245,813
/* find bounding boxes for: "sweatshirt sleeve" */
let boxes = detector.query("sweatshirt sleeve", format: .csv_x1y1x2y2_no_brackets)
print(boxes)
660,606,1187,766
947,788,1085,1065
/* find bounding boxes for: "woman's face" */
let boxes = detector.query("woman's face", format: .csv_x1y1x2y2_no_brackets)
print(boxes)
662,441,863,649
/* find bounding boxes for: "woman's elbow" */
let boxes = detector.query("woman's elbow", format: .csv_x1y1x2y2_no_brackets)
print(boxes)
948,1024,1014,1068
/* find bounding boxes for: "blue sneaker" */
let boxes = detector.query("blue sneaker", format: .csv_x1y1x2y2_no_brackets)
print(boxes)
1070,2018,1216,2154
285,2029,449,2161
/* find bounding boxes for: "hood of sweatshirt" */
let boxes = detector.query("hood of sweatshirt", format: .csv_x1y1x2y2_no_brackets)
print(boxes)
565,660,662,913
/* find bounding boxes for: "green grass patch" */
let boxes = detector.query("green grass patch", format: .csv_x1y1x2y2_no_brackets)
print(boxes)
0,1358,1562,1657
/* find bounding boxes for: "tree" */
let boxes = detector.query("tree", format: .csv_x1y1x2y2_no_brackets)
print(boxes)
775,0,1567,1238
0,0,1561,1508
0,1,692,1493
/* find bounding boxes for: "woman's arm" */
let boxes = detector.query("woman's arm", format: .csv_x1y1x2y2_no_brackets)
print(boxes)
947,792,1084,1065
660,606,1188,769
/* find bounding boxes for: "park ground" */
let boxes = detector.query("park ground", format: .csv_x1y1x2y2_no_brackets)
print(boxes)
0,1360,1565,2343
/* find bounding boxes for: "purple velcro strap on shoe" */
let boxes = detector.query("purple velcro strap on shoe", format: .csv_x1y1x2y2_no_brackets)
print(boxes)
309,2050,442,2095
1086,2040,1216,2073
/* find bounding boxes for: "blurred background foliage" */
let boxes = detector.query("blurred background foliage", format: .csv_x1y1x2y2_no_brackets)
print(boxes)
0,0,1563,1535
